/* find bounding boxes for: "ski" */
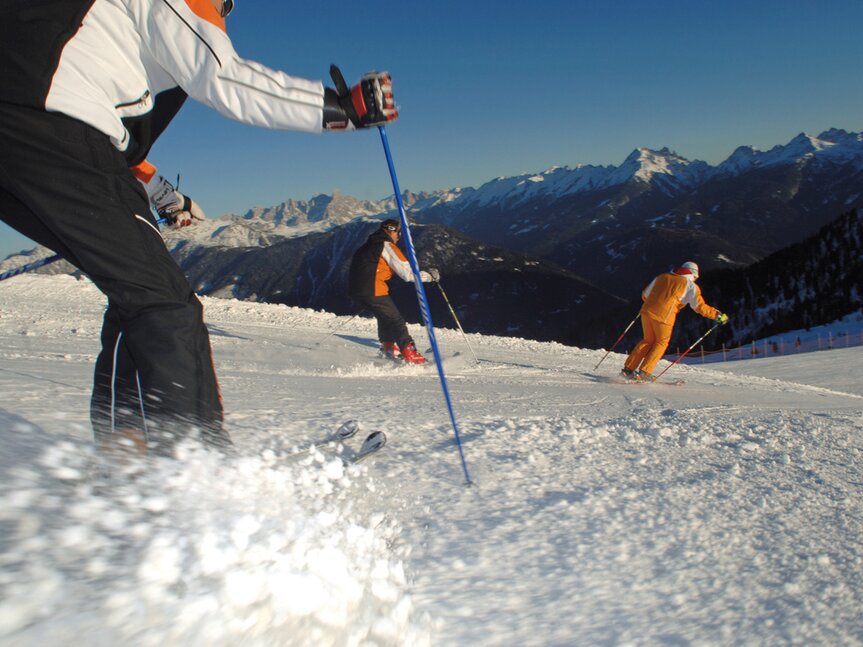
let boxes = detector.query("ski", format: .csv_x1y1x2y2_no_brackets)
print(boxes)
582,372,685,386
334,419,360,439
616,374,685,386
346,431,387,464
283,422,386,466
284,419,360,461
373,352,429,368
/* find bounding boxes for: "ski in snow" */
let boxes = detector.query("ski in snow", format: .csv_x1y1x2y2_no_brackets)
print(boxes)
285,420,386,465
583,372,685,386
336,420,388,463
374,352,429,369
615,374,685,386
347,431,387,464
626,378,685,386
335,419,360,439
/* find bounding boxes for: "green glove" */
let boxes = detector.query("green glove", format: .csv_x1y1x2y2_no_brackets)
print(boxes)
716,313,729,325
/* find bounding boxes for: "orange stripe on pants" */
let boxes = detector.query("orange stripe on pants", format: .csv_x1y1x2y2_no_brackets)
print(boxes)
624,315,673,376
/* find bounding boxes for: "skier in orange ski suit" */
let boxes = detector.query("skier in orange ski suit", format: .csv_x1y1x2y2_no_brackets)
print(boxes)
622,262,727,381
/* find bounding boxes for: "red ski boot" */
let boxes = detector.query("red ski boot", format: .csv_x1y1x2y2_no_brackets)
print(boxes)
400,342,427,365
380,342,401,360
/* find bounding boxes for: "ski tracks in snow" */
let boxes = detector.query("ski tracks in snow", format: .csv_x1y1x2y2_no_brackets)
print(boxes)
2,275,863,645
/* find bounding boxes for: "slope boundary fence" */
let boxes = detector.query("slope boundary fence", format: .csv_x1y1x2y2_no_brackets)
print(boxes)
667,329,863,365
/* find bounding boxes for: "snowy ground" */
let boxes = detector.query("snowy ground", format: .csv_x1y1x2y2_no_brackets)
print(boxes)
1,274,862,646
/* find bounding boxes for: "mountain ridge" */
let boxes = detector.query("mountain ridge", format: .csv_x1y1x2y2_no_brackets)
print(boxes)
2,128,861,348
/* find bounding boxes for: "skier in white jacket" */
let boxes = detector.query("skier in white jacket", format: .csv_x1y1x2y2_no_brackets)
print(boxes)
0,0,397,456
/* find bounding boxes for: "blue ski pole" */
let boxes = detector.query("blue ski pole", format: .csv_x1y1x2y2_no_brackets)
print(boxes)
329,64,471,482
378,125,472,484
1,217,169,282
0,253,63,281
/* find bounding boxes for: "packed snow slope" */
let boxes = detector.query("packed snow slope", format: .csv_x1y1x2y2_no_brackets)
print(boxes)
1,274,862,646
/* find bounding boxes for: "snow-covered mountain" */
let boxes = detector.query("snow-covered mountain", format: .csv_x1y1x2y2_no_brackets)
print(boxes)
6,127,860,266
428,129,863,210
413,129,863,296
3,129,861,347
168,220,622,344
2,129,859,264
239,191,388,230
218,190,450,241
717,129,863,176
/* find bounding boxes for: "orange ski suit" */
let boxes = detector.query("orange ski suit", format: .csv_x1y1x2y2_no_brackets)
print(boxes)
624,271,720,375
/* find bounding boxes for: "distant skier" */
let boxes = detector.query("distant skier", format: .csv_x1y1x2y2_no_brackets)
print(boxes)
0,0,398,456
348,219,439,364
621,261,728,381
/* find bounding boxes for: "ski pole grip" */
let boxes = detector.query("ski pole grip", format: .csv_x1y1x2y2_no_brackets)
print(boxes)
329,64,349,96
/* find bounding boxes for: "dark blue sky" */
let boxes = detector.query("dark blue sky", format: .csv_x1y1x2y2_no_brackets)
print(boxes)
2,0,862,257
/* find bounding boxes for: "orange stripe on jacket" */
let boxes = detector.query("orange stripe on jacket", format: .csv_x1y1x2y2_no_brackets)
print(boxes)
374,243,408,296
130,160,157,183
183,0,227,32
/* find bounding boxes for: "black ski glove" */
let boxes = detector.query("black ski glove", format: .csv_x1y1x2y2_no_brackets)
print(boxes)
323,65,398,130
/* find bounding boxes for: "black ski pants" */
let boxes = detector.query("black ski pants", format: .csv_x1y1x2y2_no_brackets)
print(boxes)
0,103,229,454
350,293,414,349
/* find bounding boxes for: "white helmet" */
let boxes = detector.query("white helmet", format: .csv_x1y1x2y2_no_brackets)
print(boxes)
678,261,699,279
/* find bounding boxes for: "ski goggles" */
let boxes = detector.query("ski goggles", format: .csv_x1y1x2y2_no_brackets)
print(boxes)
382,223,400,233
221,0,234,17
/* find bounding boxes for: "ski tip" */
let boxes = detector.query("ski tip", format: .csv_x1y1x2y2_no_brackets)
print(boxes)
348,431,387,464
336,419,360,439
364,430,386,446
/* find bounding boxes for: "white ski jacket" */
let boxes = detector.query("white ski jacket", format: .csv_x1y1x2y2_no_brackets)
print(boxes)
0,0,324,163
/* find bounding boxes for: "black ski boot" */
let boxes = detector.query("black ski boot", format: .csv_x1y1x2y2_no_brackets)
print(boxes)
620,367,638,381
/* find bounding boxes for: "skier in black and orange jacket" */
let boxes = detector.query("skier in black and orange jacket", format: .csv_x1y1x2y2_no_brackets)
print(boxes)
0,0,398,455
348,220,440,365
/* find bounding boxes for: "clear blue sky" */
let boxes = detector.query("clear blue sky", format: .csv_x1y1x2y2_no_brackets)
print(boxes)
2,0,862,258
